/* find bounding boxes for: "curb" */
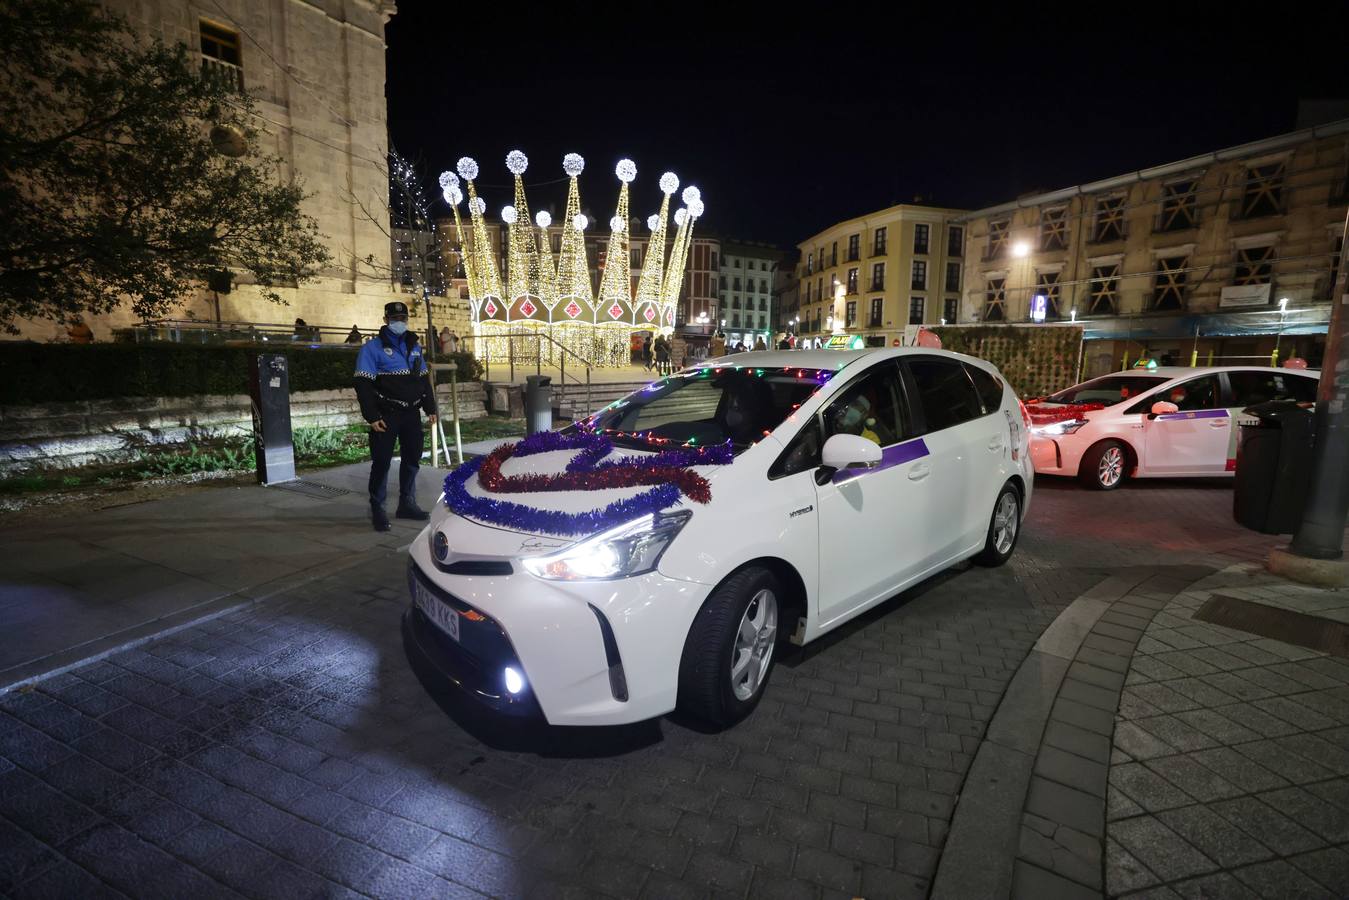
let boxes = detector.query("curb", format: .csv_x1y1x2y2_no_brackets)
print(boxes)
931,569,1164,900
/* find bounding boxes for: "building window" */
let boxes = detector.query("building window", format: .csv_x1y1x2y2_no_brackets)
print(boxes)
909,297,924,325
845,301,857,327
911,260,927,290
732,314,741,328
1158,180,1197,232
847,267,858,294
847,234,859,261
1035,271,1062,319
817,278,823,302
986,220,1008,259
869,297,883,327
945,262,960,292
806,254,814,275
1152,256,1188,310
984,278,1006,321
1241,163,1285,218
948,225,964,257
710,252,718,269
943,297,958,323
870,263,885,292
760,279,768,293
1234,245,1275,285
1093,196,1125,242
719,275,727,290
830,242,838,267
631,247,642,268
760,261,768,271
1088,264,1120,315
199,20,244,92
759,315,767,329
759,298,767,312
1040,207,1068,251
874,227,888,255
733,278,741,292
913,223,930,255
551,233,562,253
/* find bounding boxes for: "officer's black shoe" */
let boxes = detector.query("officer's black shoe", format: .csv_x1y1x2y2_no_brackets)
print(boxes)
395,499,429,521
371,503,391,532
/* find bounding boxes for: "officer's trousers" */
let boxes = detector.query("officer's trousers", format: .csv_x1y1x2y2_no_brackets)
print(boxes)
368,406,423,507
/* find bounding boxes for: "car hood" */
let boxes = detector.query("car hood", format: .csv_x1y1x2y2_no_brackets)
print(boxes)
434,443,737,557
1024,399,1106,427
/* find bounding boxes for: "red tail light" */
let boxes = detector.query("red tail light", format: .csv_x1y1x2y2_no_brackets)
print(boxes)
1017,398,1032,431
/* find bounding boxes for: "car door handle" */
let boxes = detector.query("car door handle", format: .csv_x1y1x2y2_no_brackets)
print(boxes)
908,464,931,481
987,437,1003,451
1209,421,1228,428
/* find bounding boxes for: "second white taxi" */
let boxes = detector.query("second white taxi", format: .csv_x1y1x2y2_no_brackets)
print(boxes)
1027,366,1319,489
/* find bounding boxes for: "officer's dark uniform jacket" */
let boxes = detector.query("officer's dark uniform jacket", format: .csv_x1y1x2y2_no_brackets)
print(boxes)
353,326,437,421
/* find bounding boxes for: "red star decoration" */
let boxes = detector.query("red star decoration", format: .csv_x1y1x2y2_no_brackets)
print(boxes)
519,299,536,317
643,306,656,321
609,303,623,319
564,300,581,318
483,299,498,317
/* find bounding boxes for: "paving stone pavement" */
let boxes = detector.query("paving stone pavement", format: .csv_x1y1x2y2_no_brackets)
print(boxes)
0,476,1335,899
1105,564,1349,899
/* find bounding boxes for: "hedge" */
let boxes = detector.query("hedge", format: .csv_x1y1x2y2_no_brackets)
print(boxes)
0,343,483,405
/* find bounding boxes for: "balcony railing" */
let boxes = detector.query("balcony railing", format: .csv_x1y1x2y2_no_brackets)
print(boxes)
201,56,244,92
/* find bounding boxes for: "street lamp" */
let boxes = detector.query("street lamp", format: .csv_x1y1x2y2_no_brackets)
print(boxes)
1274,297,1290,363
1013,241,1030,258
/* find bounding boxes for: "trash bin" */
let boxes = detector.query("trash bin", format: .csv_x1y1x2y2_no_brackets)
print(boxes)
1233,400,1315,534
525,375,553,436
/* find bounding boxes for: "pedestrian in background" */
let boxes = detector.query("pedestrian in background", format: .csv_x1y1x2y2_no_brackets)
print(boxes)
66,316,94,344
345,325,363,344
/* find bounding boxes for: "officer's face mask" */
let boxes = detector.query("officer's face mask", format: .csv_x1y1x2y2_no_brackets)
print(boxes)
387,320,409,336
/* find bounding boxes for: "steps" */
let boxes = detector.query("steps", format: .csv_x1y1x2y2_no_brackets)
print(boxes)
553,380,650,421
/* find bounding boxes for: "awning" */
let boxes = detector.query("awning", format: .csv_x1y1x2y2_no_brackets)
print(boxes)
1079,305,1331,341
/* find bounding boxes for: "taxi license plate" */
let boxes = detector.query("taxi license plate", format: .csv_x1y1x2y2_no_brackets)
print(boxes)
414,580,460,643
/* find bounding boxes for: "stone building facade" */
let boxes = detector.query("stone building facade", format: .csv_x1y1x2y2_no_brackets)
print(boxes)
795,204,968,348
956,120,1349,378
16,0,399,341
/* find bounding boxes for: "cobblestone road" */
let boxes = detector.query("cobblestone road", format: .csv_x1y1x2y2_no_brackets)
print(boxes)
0,478,1295,898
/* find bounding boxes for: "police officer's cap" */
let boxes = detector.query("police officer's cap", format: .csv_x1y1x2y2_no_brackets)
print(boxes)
384,301,409,318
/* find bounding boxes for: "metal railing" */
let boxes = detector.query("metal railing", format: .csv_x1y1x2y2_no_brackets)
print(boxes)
477,329,593,413
114,319,366,346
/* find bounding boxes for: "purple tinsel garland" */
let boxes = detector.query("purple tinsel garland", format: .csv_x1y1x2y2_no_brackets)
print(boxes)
442,431,733,537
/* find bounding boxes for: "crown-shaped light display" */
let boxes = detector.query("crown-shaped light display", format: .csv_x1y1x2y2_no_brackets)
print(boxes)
442,150,705,368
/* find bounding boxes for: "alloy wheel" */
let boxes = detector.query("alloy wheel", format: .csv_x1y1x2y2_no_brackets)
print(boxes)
730,588,778,701
1098,446,1124,487
993,492,1019,554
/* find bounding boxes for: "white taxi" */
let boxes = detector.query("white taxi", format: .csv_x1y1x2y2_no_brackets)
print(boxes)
404,349,1033,727
1027,366,1319,490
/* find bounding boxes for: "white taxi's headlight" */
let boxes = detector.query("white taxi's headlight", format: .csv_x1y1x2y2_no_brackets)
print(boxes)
1033,418,1089,436
521,510,691,581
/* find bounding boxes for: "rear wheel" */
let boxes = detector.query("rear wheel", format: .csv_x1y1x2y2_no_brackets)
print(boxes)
678,567,781,727
1080,440,1128,490
975,483,1021,567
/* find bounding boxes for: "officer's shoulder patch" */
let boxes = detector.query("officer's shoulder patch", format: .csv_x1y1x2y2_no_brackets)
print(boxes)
383,346,393,356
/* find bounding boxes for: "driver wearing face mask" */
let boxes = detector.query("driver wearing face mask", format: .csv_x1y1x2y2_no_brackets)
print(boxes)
353,301,439,531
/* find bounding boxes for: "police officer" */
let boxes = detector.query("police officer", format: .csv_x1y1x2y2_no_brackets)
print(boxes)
353,301,438,531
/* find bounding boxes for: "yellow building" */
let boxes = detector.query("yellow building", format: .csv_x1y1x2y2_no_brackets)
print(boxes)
956,119,1349,377
795,203,968,348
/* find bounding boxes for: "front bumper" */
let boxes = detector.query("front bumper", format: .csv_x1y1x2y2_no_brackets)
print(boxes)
403,563,543,719
1030,434,1086,477
405,537,710,726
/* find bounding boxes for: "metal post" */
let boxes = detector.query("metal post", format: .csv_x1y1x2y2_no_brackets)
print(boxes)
509,331,515,383
1206,349,1214,366
1287,208,1349,560
450,362,463,465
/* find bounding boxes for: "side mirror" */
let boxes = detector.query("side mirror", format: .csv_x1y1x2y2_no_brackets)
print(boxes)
822,433,883,471
1149,400,1179,418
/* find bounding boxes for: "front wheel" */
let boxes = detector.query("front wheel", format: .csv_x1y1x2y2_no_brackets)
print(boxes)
678,567,781,727
1080,440,1128,490
974,483,1021,567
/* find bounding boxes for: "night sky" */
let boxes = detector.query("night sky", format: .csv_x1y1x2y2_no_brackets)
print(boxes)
386,4,1347,249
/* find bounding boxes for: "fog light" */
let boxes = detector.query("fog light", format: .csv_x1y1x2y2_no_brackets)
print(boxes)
503,666,525,695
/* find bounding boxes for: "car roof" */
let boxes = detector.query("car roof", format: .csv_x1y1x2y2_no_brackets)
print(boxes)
1094,365,1320,380
694,347,989,371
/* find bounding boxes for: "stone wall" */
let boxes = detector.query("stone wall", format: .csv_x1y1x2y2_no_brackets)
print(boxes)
0,382,486,476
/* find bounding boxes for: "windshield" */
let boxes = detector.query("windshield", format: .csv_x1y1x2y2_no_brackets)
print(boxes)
580,367,835,451
1043,374,1168,406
